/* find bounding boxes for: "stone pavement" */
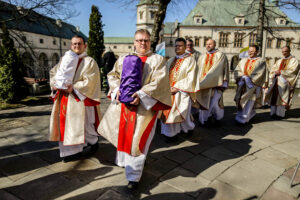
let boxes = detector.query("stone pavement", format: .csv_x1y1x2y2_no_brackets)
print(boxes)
0,89,299,200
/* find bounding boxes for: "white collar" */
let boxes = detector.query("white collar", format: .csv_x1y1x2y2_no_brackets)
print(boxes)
283,55,292,59
78,52,87,58
248,57,259,60
176,52,188,59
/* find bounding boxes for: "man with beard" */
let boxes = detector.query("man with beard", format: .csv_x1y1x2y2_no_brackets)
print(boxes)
265,46,299,118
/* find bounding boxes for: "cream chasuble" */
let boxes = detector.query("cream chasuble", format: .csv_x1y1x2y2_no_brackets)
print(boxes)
265,56,299,108
160,54,198,124
234,57,267,109
49,56,102,145
193,51,229,110
98,52,172,157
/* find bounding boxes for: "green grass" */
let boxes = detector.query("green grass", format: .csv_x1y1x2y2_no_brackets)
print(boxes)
0,95,52,110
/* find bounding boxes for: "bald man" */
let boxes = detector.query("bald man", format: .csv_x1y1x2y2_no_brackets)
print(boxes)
193,39,229,125
265,46,299,118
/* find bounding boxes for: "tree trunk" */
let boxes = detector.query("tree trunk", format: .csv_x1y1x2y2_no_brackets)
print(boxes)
150,0,171,51
257,0,265,54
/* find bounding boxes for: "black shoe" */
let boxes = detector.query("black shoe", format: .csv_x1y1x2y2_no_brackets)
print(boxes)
90,142,98,154
62,152,82,163
127,181,138,190
164,135,178,143
235,120,245,127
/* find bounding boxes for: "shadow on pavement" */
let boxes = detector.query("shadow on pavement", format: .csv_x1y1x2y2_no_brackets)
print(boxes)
0,110,51,119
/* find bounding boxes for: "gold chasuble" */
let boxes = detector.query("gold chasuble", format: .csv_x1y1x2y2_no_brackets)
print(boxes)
265,56,299,108
49,56,102,145
161,54,198,124
234,58,267,109
98,52,172,157
193,51,229,109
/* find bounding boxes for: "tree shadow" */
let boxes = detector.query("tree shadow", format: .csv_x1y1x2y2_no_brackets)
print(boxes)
2,167,114,200
0,110,51,119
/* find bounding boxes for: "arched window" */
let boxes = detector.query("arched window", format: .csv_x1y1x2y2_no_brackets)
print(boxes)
230,55,240,71
39,53,49,79
22,52,34,77
51,53,60,67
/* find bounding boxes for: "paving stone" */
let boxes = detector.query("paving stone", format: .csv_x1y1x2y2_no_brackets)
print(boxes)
6,172,86,200
7,141,56,155
0,174,13,189
0,153,49,181
164,149,194,164
137,170,160,192
272,140,300,158
144,182,194,200
250,129,295,144
56,184,102,200
283,165,300,185
46,158,108,180
272,175,300,198
254,147,298,169
144,157,178,178
160,167,210,197
208,180,251,200
88,166,127,189
261,186,297,200
0,189,20,200
218,158,284,196
96,189,130,200
182,155,216,174
202,145,243,167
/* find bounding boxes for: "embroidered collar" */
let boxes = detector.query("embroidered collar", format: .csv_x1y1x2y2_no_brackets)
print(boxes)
207,49,218,54
176,52,189,59
283,55,293,59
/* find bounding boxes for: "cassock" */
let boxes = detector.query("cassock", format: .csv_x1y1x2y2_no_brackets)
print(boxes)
160,53,198,137
98,52,172,182
194,50,229,124
234,57,267,123
265,56,299,117
49,55,102,157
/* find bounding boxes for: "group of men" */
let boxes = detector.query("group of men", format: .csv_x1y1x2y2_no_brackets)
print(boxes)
49,29,299,190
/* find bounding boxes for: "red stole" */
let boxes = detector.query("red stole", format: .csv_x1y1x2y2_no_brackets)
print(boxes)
55,58,100,142
117,56,160,154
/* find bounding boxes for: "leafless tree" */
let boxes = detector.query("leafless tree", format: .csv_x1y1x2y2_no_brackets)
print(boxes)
0,0,80,78
106,0,197,51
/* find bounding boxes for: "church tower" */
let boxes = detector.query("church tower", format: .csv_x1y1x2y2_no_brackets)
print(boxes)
136,0,158,33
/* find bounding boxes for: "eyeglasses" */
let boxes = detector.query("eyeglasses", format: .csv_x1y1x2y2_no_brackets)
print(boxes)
135,39,150,43
72,43,84,46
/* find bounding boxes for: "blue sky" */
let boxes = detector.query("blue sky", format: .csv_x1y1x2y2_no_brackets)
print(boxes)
68,0,300,37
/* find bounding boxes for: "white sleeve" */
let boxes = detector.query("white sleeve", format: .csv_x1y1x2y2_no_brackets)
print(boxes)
111,87,119,104
136,90,157,110
73,88,86,101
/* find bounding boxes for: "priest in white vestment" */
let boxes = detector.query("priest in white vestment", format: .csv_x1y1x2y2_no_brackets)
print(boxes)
160,37,198,141
234,45,267,124
194,39,229,125
98,29,172,189
265,46,300,118
49,35,102,162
